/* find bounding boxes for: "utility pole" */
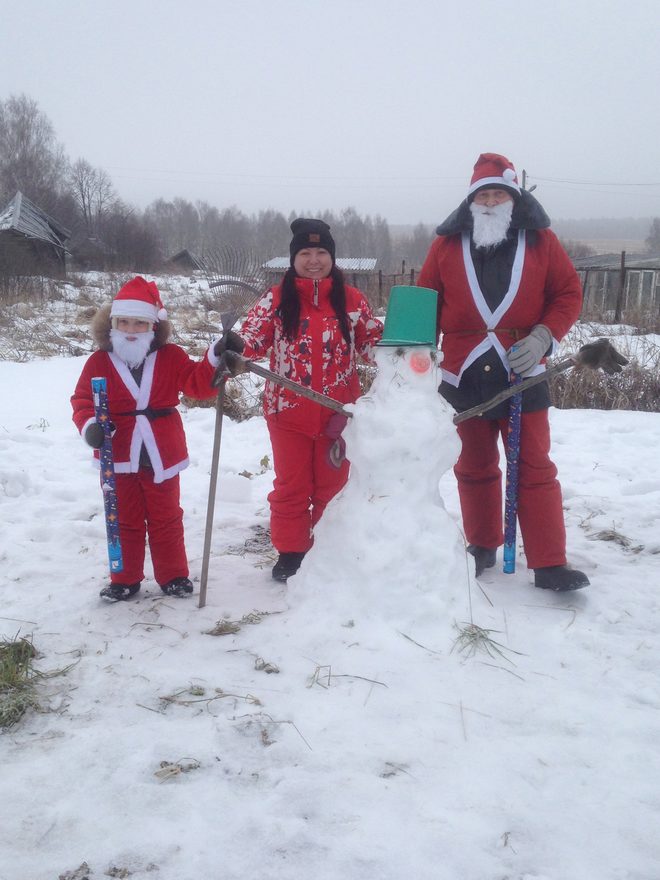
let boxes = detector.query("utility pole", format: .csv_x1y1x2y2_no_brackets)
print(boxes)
521,169,537,194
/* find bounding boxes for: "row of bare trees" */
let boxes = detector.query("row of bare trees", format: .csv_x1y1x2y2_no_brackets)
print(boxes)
0,93,437,273
0,94,159,268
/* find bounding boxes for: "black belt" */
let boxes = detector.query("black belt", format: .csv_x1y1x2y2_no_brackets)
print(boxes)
117,407,175,421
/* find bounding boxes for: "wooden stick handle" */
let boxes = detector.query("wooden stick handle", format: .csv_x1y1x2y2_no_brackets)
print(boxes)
237,356,353,417
198,380,227,608
453,357,577,424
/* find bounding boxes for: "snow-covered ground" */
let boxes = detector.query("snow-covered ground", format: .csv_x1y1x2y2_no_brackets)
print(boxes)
1,283,659,880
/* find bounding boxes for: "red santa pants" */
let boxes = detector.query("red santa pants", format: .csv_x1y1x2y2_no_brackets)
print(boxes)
111,469,189,586
455,409,567,569
267,420,349,553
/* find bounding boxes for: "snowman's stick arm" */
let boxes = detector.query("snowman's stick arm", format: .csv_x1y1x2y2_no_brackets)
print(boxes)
453,357,576,424
453,338,629,424
231,355,353,417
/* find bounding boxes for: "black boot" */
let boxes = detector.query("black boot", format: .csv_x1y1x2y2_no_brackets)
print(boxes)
160,577,194,597
467,545,497,578
100,583,141,601
272,552,306,583
534,565,589,592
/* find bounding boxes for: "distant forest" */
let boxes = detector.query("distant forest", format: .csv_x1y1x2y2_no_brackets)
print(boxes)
553,217,652,241
0,93,657,273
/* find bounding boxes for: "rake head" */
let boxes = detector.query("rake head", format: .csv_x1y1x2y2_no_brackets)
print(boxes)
200,246,268,331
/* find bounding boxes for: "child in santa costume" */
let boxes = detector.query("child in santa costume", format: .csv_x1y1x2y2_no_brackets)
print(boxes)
72,276,223,601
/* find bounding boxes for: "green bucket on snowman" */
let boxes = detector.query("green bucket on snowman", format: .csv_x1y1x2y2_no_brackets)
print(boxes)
378,285,438,347
378,285,438,375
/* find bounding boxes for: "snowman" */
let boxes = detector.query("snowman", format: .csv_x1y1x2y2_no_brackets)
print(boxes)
288,285,473,641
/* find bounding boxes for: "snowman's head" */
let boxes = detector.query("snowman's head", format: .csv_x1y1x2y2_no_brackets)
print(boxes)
373,345,442,394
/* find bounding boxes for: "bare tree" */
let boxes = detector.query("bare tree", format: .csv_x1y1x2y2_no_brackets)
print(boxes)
559,239,596,260
69,158,116,234
253,208,289,259
645,218,660,253
0,94,67,210
144,197,200,256
99,200,159,271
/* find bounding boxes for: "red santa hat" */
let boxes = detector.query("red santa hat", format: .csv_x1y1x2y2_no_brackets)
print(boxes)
110,276,167,322
468,152,520,198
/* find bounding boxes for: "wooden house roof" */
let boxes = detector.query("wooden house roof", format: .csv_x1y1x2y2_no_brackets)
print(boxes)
264,257,377,272
572,252,660,270
0,191,70,248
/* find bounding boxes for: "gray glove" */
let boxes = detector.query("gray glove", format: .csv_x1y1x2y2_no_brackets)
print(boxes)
507,324,552,376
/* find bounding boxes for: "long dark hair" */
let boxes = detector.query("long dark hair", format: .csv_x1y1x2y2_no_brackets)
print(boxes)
277,265,352,346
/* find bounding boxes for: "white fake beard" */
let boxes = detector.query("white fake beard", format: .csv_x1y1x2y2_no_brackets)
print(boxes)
470,200,514,248
110,329,155,368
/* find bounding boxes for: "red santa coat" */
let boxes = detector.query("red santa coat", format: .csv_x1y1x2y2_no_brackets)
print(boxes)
240,277,382,435
72,345,217,483
417,229,582,388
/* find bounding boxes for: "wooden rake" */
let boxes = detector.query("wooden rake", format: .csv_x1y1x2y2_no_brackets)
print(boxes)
197,247,268,609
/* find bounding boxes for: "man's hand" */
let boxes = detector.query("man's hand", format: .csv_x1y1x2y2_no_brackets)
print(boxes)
507,324,552,377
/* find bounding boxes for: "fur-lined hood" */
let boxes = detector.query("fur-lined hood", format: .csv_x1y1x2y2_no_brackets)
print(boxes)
435,189,551,237
91,304,172,352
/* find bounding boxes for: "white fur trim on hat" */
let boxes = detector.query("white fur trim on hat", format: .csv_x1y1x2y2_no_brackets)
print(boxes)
110,299,159,322
468,174,521,196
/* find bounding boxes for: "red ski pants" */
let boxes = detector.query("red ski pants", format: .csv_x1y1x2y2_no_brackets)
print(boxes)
267,420,349,553
111,469,189,586
455,409,567,569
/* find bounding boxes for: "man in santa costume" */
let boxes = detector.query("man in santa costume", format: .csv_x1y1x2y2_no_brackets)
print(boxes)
417,153,589,591
72,276,223,601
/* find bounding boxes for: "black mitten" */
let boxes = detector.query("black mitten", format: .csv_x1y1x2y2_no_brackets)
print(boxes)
213,331,245,357
84,422,106,448
212,351,247,387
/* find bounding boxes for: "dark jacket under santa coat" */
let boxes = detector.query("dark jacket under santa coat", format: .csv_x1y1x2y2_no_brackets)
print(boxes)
417,190,583,418
72,345,218,483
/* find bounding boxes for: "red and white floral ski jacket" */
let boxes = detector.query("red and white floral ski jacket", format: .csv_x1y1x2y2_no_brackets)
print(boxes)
240,277,382,435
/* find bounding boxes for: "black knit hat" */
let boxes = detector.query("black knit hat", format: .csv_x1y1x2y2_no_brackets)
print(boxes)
289,218,336,263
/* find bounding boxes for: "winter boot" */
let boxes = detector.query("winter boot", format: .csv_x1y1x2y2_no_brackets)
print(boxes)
534,565,589,592
160,577,194,597
272,552,306,583
100,583,141,602
467,545,497,578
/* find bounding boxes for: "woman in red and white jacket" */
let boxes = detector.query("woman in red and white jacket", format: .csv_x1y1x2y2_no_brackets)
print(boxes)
218,219,383,582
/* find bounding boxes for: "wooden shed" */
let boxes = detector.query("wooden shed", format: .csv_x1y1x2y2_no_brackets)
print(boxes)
573,252,660,317
263,256,377,288
0,192,70,277
167,248,205,273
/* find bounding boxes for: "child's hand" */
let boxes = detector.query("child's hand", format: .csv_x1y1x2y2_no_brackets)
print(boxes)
212,351,246,387
84,422,114,448
213,331,245,357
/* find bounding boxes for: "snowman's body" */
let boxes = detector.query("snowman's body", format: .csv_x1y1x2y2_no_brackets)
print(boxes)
289,345,470,632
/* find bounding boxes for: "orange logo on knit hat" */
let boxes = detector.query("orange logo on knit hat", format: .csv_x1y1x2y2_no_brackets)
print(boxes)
308,233,321,243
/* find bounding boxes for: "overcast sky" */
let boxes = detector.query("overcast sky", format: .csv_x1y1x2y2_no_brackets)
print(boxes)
2,0,659,225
